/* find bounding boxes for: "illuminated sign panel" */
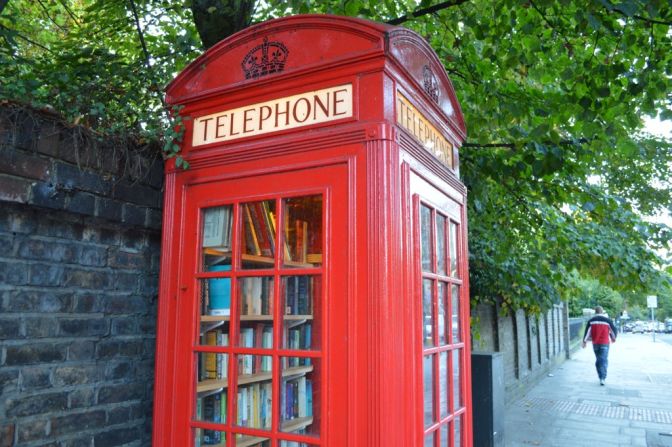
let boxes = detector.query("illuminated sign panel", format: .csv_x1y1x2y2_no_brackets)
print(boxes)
396,92,453,168
193,84,353,146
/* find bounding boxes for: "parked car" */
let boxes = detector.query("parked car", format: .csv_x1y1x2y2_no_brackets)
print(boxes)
665,319,672,334
632,321,645,334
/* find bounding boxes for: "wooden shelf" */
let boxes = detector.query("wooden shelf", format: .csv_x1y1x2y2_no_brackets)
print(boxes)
202,249,318,269
283,315,313,321
197,365,313,393
281,416,314,432
201,315,275,323
236,434,269,447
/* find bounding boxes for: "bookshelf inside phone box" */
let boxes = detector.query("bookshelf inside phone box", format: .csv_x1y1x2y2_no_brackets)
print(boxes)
154,14,472,447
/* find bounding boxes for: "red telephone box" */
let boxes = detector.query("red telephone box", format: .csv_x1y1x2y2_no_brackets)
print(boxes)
154,14,472,447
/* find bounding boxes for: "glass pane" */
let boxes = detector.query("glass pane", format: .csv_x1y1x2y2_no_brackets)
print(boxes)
235,377,272,430
439,351,448,419
423,355,434,427
452,349,462,411
421,205,432,272
436,214,447,276
202,205,233,271
238,277,273,348
423,280,433,348
449,222,458,277
283,275,319,350
438,282,447,346
195,427,226,446
451,285,460,343
198,347,229,383
424,430,435,447
280,357,319,437
241,200,277,269
203,274,232,317
440,423,448,447
196,389,228,425
453,415,462,447
282,195,323,268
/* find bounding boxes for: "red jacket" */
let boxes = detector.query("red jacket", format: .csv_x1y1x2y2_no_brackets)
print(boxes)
583,314,617,345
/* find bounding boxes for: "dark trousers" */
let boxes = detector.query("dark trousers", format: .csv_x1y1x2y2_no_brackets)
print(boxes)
592,344,609,380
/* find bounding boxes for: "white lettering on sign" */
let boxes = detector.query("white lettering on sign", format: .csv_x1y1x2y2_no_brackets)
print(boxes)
396,92,453,168
193,84,353,147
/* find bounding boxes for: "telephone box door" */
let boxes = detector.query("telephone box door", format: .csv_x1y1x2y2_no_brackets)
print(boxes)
171,162,350,447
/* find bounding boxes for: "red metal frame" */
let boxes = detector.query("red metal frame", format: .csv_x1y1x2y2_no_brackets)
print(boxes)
155,14,471,447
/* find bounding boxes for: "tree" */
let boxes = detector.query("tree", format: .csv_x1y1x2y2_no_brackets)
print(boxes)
1,0,670,313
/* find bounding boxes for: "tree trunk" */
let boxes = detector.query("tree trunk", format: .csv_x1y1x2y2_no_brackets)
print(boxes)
190,0,256,49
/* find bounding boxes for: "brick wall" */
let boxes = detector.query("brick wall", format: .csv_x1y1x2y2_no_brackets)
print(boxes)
473,302,569,404
0,104,162,447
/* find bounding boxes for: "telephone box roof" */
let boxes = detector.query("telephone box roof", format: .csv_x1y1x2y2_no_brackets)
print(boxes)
166,14,466,140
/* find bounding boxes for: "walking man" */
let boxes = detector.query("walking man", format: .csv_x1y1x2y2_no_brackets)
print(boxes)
582,306,617,385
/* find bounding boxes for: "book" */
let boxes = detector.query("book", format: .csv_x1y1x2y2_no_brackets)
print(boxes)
203,207,232,249
243,204,261,256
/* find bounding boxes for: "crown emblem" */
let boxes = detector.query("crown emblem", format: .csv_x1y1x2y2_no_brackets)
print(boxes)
422,65,440,103
241,37,289,80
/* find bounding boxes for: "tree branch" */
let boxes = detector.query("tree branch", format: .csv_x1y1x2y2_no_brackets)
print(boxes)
128,0,166,108
610,8,672,26
387,0,470,25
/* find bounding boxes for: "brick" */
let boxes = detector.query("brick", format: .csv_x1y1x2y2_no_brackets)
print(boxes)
0,318,21,339
96,339,143,359
120,229,146,252
66,340,95,361
63,268,111,289
72,293,105,313
0,206,37,234
66,191,96,215
96,196,123,222
36,121,60,157
18,239,78,263
104,295,147,314
29,263,65,286
81,225,119,245
31,181,66,209
55,162,110,195
51,410,106,436
111,317,139,336
0,260,28,285
60,436,93,447
20,366,52,389
0,368,19,394
112,272,139,293
4,290,73,313
0,423,15,447
79,245,108,267
107,249,146,269
5,392,68,417
68,387,95,409
94,427,140,447
17,418,49,443
146,208,162,230
59,318,109,337
53,365,100,386
35,214,84,240
139,275,158,296
0,174,32,203
105,361,133,381
97,382,144,405
0,150,51,180
112,180,161,208
5,343,66,366
24,317,59,338
122,203,146,227
108,406,131,425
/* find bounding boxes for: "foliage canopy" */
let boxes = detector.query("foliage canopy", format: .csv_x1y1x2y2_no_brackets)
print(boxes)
1,0,670,313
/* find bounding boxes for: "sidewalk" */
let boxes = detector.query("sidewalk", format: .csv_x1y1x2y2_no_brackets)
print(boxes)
504,333,672,447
